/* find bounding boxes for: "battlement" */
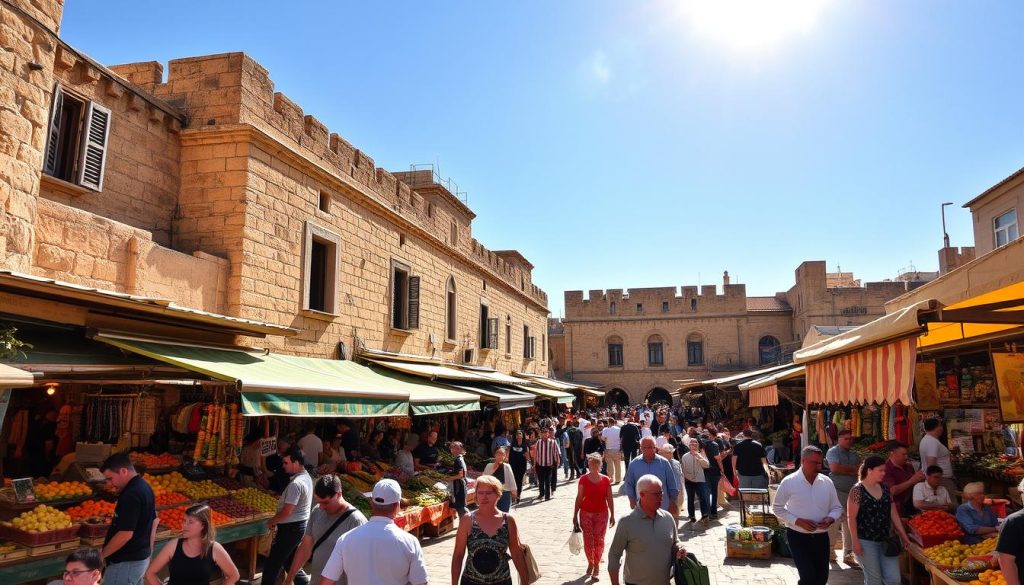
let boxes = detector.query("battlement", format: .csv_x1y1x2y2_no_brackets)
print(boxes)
564,281,749,319
106,52,545,307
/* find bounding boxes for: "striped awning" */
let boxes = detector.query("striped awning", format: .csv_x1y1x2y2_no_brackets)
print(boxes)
806,337,916,405
749,385,779,407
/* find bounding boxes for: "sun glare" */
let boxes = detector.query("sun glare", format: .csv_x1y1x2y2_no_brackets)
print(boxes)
677,0,828,52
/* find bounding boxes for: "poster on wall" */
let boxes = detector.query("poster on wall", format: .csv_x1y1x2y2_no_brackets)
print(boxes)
993,352,1024,423
915,362,940,410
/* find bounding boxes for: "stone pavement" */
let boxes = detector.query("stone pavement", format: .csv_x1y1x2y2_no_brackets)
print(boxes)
422,472,867,585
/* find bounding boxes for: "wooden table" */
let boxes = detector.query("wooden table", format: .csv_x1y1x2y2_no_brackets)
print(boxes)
0,519,268,585
905,542,964,585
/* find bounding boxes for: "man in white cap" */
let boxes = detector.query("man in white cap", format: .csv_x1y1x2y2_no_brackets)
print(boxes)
318,479,429,585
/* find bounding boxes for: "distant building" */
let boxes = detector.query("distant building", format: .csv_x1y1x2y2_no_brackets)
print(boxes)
550,262,921,405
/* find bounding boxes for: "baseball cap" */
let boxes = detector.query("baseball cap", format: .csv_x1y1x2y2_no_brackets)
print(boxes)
371,479,403,506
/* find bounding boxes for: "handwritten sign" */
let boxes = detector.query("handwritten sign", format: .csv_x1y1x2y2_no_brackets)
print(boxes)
12,478,35,503
259,437,277,457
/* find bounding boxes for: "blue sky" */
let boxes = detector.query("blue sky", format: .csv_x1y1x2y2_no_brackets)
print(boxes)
62,1,1024,317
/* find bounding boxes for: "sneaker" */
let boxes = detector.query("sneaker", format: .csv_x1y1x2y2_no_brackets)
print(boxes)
844,553,860,568
688,517,696,523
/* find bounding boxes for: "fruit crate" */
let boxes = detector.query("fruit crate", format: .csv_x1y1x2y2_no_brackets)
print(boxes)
0,523,81,547
78,520,111,539
726,540,772,560
0,543,27,563
910,528,962,549
27,539,79,557
421,511,455,538
738,488,771,528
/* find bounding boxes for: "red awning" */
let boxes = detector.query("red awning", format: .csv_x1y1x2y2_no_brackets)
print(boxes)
806,337,916,405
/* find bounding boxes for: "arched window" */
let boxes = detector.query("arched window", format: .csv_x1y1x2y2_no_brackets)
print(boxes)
686,333,704,366
606,388,630,407
759,335,781,365
647,334,664,367
645,387,672,406
445,277,457,341
607,335,624,367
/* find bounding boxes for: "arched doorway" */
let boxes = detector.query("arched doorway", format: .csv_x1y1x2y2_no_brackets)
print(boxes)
759,335,782,365
606,388,630,407
645,387,673,407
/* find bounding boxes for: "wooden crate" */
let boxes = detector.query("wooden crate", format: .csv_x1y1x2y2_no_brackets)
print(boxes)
726,540,772,560
27,539,79,557
0,544,27,564
421,513,455,538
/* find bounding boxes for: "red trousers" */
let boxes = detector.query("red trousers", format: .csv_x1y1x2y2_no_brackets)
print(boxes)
579,509,609,564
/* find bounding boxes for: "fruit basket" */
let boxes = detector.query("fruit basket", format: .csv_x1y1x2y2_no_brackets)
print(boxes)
0,524,80,547
78,518,111,539
911,528,962,549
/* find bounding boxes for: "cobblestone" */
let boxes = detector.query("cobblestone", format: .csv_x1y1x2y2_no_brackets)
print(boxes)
423,473,866,585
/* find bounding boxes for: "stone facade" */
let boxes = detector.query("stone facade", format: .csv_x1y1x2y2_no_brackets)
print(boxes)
0,2,548,374
553,262,915,405
963,166,1023,258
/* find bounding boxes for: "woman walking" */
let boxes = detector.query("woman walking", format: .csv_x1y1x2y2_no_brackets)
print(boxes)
573,453,615,581
681,438,711,524
451,475,528,585
847,456,911,585
144,504,239,585
482,447,518,512
508,430,530,502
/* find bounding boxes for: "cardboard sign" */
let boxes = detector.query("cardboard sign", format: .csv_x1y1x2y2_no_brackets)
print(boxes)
259,437,278,457
12,478,35,503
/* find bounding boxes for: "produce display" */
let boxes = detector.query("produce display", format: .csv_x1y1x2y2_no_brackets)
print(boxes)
207,496,257,519
956,454,1024,484
33,481,92,502
129,452,181,469
2,505,74,532
155,492,190,507
971,569,1007,585
910,510,965,539
177,480,228,500
230,488,278,514
144,472,191,496
192,404,243,467
158,505,234,531
65,500,117,521
923,537,997,569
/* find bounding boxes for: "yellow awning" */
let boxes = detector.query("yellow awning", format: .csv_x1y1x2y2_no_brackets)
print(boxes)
918,281,1024,349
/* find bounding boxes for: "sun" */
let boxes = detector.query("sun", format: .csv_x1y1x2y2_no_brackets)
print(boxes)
676,0,829,52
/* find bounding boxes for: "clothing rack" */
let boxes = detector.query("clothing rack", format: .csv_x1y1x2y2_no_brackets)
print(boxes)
80,392,157,448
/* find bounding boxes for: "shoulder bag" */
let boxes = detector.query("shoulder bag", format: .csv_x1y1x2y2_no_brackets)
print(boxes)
506,512,541,583
312,508,357,554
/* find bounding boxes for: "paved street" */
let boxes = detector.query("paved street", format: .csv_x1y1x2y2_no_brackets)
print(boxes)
423,472,865,585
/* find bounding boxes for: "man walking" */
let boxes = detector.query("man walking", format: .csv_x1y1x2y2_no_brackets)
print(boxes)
608,474,686,585
100,452,157,585
319,479,429,585
702,425,727,519
623,437,679,516
733,431,771,489
620,416,641,472
602,417,624,484
534,426,561,501
567,420,585,479
825,429,860,565
773,446,843,585
285,474,367,585
264,447,314,585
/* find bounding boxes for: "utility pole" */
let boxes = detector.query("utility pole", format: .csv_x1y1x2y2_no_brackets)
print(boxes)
941,202,954,248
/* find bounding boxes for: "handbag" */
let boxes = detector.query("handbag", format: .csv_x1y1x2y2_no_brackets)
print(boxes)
884,532,903,557
673,552,711,585
522,543,542,584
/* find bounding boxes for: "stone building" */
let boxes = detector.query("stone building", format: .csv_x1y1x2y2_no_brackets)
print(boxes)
550,261,913,405
0,0,548,372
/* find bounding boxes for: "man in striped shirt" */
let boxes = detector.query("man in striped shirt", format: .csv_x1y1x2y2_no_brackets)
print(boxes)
534,427,561,501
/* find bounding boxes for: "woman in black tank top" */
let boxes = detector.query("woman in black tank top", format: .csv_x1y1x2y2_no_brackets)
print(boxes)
144,504,241,585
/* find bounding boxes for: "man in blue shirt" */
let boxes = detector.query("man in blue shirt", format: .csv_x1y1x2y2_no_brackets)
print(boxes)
957,482,1000,544
624,436,679,516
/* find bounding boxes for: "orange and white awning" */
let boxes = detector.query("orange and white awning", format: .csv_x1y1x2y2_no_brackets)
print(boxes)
739,366,805,408
804,337,916,405
749,385,780,407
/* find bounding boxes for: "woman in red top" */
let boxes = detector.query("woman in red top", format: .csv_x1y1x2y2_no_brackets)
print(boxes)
572,452,615,581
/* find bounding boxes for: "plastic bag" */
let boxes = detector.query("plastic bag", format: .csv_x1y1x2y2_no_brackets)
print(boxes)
567,529,583,556
719,476,738,497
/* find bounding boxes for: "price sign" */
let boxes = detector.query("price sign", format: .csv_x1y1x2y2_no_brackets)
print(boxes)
12,477,35,503
259,436,278,457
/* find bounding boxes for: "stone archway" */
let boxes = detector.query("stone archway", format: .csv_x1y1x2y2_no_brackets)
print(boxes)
606,388,630,407
645,387,673,407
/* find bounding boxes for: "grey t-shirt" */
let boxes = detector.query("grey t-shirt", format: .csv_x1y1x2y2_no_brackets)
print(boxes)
279,470,314,523
825,446,860,493
304,504,368,583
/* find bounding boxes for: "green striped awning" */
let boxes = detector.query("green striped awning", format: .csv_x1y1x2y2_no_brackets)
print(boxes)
514,384,576,404
96,335,410,417
369,367,479,416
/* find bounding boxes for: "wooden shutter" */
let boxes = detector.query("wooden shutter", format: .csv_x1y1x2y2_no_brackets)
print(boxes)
488,317,498,349
43,87,64,176
407,276,420,329
529,336,536,359
76,101,111,191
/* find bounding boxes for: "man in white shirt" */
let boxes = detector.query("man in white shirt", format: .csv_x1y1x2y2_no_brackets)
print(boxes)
602,418,624,484
913,465,954,512
920,418,957,502
298,428,324,470
772,446,842,585
318,479,429,585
